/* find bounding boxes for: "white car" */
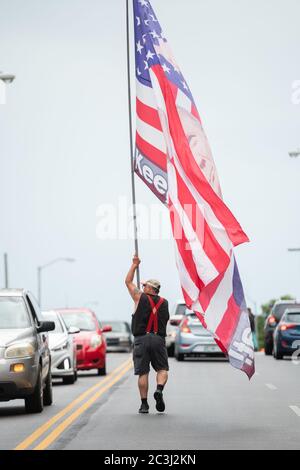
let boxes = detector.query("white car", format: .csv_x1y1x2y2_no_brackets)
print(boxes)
42,311,79,385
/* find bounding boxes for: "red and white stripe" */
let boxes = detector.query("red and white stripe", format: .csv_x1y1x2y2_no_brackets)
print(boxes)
135,64,248,327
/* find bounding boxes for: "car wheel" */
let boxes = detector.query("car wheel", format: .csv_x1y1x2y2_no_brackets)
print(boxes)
25,366,44,414
63,374,76,385
74,369,78,382
264,340,273,355
175,347,184,361
43,368,53,406
98,363,106,376
168,345,175,358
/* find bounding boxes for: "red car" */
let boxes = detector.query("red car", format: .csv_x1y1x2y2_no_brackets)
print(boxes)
57,308,111,376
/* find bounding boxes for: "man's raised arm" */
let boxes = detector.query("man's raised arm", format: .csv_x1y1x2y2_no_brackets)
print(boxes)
125,255,142,303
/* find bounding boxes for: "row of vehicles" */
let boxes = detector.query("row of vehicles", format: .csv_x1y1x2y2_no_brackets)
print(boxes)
0,291,226,416
168,299,300,361
263,299,300,359
0,289,113,414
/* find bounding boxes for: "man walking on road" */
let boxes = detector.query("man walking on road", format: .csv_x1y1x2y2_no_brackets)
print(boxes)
125,255,170,414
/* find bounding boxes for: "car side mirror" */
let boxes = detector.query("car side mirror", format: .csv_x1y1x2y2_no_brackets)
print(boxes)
102,325,112,333
68,326,80,334
37,321,55,333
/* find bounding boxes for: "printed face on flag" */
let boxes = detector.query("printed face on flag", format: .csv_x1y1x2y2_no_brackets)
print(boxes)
132,0,254,379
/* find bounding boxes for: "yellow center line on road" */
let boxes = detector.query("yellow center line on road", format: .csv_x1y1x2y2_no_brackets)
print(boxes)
15,358,132,451
33,362,133,450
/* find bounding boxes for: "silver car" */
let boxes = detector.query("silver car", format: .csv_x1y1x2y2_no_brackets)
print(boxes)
103,321,132,352
175,310,225,361
42,311,79,384
0,289,55,413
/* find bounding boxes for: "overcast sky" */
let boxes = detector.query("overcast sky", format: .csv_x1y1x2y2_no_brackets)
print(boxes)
0,0,300,320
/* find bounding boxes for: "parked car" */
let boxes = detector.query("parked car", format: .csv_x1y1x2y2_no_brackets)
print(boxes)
56,308,111,376
174,310,225,361
166,315,184,357
102,321,132,352
0,289,55,413
264,300,300,355
273,308,300,359
42,310,80,384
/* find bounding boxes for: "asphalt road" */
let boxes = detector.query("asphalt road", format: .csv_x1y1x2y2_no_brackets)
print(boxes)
1,352,300,450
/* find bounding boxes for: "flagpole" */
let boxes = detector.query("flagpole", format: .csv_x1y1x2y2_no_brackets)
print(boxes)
126,0,141,288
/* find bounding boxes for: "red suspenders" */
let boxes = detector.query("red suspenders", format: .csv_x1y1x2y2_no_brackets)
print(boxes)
146,295,165,334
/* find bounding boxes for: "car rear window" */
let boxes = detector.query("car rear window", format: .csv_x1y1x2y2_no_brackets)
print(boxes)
103,322,128,333
273,303,300,321
0,297,31,329
60,312,96,331
285,312,300,323
174,304,186,316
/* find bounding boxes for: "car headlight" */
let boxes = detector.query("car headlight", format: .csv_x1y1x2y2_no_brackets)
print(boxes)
90,335,102,349
52,341,69,352
5,343,35,359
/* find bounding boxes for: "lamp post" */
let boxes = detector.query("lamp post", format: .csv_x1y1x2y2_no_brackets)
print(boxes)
0,72,15,84
0,72,15,104
37,257,75,307
289,150,300,158
4,253,8,288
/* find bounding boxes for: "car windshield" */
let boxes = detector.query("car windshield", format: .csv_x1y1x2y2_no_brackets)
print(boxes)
103,321,127,333
285,312,300,324
0,297,31,329
42,312,64,333
273,303,300,320
60,312,96,331
175,304,186,316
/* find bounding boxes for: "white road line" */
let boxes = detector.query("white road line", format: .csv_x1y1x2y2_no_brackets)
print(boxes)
290,406,300,417
265,383,277,391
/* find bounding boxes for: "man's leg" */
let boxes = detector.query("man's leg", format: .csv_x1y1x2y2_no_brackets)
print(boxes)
138,373,149,399
154,370,168,413
138,373,150,414
156,369,168,388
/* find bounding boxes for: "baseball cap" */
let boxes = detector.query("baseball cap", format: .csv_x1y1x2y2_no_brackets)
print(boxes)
142,279,161,291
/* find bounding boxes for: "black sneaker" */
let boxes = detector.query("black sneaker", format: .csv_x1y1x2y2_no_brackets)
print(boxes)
154,389,165,412
139,402,149,414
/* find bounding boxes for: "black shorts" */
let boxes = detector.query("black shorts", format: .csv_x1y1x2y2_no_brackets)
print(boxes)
133,334,169,376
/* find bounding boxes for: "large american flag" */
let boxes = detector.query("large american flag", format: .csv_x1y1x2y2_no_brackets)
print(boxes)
133,0,255,378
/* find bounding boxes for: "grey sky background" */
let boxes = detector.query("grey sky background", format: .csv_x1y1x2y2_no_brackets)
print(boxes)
0,0,299,320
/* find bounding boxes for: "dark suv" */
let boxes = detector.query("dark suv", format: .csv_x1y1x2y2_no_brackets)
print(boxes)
264,300,300,355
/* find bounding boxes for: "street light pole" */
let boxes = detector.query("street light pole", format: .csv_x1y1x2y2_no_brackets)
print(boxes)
4,253,9,288
0,72,15,84
37,257,76,307
289,150,300,158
